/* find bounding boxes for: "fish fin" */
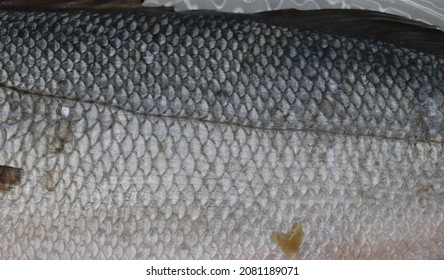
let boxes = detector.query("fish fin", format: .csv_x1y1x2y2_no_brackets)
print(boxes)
257,9,444,56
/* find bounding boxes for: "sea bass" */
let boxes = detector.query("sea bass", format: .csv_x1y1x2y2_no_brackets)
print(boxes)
0,8,444,259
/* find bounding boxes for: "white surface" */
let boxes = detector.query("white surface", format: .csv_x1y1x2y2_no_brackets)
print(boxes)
142,0,444,30
1,260,443,280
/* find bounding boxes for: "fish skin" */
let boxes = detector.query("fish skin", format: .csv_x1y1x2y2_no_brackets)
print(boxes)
0,9,444,259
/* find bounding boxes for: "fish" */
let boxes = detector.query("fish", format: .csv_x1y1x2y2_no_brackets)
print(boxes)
1,6,444,259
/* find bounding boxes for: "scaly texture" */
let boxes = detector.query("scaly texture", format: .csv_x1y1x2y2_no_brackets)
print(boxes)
0,10,444,259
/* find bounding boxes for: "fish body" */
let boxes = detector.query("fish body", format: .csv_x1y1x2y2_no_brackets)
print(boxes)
0,9,444,259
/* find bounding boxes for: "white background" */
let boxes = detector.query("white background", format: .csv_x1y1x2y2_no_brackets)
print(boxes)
1,260,442,279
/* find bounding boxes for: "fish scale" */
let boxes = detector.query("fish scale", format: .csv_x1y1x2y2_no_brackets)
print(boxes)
0,9,444,259
0,10,440,141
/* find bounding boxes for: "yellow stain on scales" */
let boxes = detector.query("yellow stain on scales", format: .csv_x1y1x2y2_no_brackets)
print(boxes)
272,223,304,258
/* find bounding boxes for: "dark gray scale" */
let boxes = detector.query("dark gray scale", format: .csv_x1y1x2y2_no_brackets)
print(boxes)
0,8,443,142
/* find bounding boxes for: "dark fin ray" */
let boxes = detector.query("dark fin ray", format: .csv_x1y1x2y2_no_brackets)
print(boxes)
256,9,444,56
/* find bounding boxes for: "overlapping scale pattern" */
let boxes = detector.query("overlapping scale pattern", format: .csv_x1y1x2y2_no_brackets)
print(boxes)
0,10,444,259
0,11,443,142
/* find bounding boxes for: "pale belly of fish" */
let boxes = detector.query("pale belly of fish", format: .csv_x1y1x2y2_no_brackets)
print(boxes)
0,9,444,259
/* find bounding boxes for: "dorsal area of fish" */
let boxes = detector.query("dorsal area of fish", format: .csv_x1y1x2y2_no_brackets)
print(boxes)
0,9,443,143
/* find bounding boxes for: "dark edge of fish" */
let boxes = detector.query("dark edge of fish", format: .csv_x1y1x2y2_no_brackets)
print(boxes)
256,9,444,57
0,0,144,9
1,1,444,56
0,165,22,192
